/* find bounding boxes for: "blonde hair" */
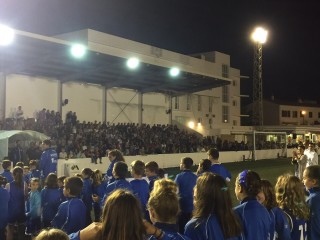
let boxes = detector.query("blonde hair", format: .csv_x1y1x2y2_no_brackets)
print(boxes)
275,174,309,220
152,178,178,194
35,228,69,240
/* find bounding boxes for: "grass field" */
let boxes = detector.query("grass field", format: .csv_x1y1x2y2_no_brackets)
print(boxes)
165,157,295,206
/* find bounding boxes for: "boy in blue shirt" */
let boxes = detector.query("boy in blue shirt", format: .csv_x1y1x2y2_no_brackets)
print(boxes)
145,161,159,191
52,176,86,234
26,178,41,237
207,148,231,182
26,160,41,184
1,160,13,183
175,157,197,233
0,176,9,240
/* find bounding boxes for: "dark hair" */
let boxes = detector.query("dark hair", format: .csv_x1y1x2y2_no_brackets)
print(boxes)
131,160,145,176
29,160,38,167
193,173,242,238
0,175,8,186
114,162,128,179
199,159,211,172
145,161,159,173
108,149,125,162
260,179,277,210
57,175,66,182
2,160,11,170
237,170,261,197
101,189,145,240
157,168,165,179
64,176,83,196
207,148,219,159
298,145,305,151
182,157,193,169
81,168,94,178
13,166,24,188
45,173,59,189
305,165,320,184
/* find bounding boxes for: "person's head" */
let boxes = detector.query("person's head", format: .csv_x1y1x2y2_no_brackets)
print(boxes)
235,170,261,201
112,161,128,179
0,175,7,187
57,176,66,188
12,166,24,188
108,149,125,162
297,145,305,154
157,168,165,179
308,142,315,152
30,178,40,192
16,161,24,168
257,179,277,210
29,160,38,170
130,160,145,178
63,176,83,197
207,148,219,161
45,173,59,189
180,157,193,170
2,160,11,170
153,178,178,194
35,228,69,240
198,159,211,174
193,172,242,238
92,169,103,186
145,161,159,177
148,185,179,224
275,174,309,220
303,165,320,190
23,166,30,175
42,139,52,150
81,168,94,179
101,189,145,240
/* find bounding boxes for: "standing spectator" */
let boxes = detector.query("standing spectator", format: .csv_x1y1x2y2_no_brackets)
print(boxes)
305,143,318,167
292,145,307,180
174,157,197,233
207,148,231,182
26,142,41,162
39,139,58,179
10,140,24,166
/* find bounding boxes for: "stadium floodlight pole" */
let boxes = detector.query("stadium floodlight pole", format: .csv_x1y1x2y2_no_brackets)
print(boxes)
251,27,268,131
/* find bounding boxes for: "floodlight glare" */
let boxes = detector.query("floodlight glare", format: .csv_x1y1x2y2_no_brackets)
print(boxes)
70,44,86,58
126,57,140,69
169,67,180,77
188,121,195,129
0,25,15,46
251,27,268,44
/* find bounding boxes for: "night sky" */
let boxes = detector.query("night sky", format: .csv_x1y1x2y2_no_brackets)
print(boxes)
1,0,320,102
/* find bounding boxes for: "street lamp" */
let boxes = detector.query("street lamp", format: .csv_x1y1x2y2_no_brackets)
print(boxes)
251,27,268,130
301,110,306,125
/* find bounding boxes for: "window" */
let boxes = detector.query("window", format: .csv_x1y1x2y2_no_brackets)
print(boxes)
309,112,313,118
292,111,298,118
186,95,191,111
222,106,229,123
222,86,229,103
222,64,229,78
173,97,179,110
281,110,290,117
198,95,202,111
208,97,213,112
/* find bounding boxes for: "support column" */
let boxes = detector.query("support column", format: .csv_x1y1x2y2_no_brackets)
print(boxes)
57,80,62,115
102,86,107,122
168,95,173,125
0,73,6,121
138,92,143,125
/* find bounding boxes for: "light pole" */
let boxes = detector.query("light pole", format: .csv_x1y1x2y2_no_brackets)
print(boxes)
251,27,268,130
301,110,306,125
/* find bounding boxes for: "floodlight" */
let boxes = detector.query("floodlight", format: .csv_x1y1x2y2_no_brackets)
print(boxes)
169,67,180,77
188,121,195,129
70,44,86,58
126,57,140,69
251,27,268,44
0,25,15,46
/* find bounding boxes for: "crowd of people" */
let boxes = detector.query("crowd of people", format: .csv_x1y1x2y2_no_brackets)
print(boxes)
0,146,319,240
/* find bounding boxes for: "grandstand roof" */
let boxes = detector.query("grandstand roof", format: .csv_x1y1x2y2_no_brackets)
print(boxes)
0,29,230,96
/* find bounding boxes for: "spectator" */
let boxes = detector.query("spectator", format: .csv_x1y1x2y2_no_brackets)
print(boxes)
39,139,58,179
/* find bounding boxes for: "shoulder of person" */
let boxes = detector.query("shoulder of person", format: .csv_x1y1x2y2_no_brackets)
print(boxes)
79,222,102,240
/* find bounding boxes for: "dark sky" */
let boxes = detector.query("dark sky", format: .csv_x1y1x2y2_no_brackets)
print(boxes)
1,0,320,102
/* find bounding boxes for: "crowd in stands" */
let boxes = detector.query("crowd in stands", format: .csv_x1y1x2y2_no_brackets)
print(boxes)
0,108,289,160
0,147,319,240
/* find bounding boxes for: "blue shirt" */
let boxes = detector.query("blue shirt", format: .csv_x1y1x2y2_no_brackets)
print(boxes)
282,207,307,240
174,170,197,213
81,178,93,210
130,179,150,211
210,163,231,181
105,159,121,184
52,197,86,234
26,169,41,184
41,187,62,224
0,187,9,229
234,197,271,240
101,179,132,207
149,222,190,240
39,148,58,178
148,175,158,191
307,187,320,240
185,215,242,240
1,170,13,183
7,181,26,223
26,190,41,219
269,207,291,240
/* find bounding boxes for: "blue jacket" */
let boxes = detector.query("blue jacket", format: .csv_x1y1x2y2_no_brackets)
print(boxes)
0,187,9,229
210,163,231,181
39,148,58,178
41,187,62,225
7,181,26,223
306,187,320,240
148,175,158,191
269,207,291,240
52,197,86,234
149,222,190,240
234,197,271,240
81,178,93,210
101,179,132,207
185,215,242,240
282,207,307,240
105,159,120,183
1,170,13,183
130,179,150,211
26,190,41,219
92,181,108,207
174,170,197,213
26,169,41,184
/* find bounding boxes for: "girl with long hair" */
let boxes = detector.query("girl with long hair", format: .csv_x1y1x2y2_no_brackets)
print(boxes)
104,149,125,183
